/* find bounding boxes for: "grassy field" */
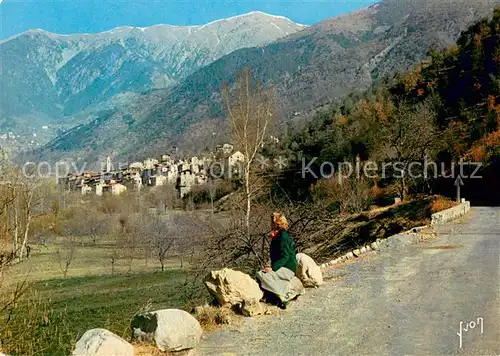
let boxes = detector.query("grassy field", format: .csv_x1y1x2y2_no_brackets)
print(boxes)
1,236,209,356
5,236,186,284
1,269,209,355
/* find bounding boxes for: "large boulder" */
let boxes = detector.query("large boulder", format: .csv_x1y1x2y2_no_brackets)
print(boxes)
73,328,133,356
131,309,202,352
203,268,263,308
296,253,323,288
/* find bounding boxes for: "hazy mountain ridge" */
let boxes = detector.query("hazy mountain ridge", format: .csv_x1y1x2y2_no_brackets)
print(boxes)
0,11,305,125
30,0,500,165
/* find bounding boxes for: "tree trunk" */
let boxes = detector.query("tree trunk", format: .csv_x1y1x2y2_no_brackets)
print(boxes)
19,215,31,261
210,179,215,214
63,262,70,278
244,166,251,237
400,175,408,201
111,257,115,275
19,191,34,261
12,204,19,257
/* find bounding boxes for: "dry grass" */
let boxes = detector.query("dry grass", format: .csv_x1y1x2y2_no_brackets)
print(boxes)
430,196,459,214
133,343,166,356
133,343,194,356
193,305,232,331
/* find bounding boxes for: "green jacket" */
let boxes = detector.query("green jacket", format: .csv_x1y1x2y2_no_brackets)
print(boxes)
270,230,297,273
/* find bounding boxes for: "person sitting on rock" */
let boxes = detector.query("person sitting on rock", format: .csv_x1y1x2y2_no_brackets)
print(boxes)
256,212,304,309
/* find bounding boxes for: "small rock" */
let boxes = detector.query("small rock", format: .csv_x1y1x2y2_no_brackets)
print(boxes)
346,252,354,259
360,246,367,254
371,242,379,250
241,299,265,317
353,249,361,257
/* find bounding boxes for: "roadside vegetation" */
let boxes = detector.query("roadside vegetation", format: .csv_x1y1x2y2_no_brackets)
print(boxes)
2,270,208,355
1,9,500,355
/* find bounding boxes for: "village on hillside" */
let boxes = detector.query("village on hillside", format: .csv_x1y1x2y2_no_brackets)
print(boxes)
58,144,245,198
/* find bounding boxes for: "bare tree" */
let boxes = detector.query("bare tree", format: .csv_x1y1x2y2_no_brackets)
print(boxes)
222,67,276,241
109,234,119,275
63,211,109,245
311,174,372,214
207,177,217,214
122,233,139,273
116,213,145,273
191,207,270,272
146,184,178,213
146,215,175,271
56,235,78,278
0,157,47,262
374,100,440,200
138,213,195,271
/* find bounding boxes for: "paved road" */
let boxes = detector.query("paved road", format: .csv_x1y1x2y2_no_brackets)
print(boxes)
196,207,500,356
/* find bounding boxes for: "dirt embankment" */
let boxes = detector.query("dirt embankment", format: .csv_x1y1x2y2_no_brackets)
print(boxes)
298,196,457,263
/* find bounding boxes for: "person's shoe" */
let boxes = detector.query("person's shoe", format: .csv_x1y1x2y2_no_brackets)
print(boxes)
278,301,289,310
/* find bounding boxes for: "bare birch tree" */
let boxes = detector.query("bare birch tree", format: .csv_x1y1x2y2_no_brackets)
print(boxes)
17,173,45,261
0,157,46,262
222,67,276,236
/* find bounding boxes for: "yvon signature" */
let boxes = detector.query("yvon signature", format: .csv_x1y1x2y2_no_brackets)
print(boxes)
457,317,484,348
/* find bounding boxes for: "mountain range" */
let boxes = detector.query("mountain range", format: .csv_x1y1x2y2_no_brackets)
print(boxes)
0,12,305,130
11,0,500,166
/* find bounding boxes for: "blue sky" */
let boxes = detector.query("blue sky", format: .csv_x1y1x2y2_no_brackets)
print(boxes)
0,0,378,39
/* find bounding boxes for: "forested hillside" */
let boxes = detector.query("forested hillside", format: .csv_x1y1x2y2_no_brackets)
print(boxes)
272,9,500,206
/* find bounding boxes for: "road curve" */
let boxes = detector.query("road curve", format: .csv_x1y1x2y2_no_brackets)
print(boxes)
196,207,500,356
